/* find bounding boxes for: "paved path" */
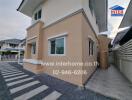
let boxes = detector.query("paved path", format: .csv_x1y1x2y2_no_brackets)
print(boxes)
0,62,113,100
0,63,62,100
85,65,132,100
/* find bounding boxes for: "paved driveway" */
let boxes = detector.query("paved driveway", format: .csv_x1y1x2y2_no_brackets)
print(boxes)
0,62,113,100
85,65,132,100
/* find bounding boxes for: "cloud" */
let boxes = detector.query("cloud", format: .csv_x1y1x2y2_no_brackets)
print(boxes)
0,0,31,40
108,0,130,38
0,0,130,40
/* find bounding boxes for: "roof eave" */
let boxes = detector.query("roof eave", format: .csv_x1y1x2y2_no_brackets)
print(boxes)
17,0,24,11
94,0,108,32
119,0,132,28
17,0,44,17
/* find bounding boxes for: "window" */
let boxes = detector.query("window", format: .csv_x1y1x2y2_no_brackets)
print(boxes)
49,37,65,55
9,44,17,48
89,0,94,15
34,13,38,20
31,42,36,54
89,39,94,56
38,10,42,19
34,9,42,20
50,40,56,54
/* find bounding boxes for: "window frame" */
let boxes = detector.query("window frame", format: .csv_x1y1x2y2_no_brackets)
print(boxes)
31,42,36,55
48,36,66,56
89,38,94,56
34,9,42,21
38,9,42,19
89,0,94,16
34,13,38,20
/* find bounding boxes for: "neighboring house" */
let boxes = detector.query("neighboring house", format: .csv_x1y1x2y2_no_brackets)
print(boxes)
0,39,22,51
113,27,132,83
0,39,26,63
113,0,132,83
17,0,108,86
112,28,130,49
18,39,26,64
18,38,26,50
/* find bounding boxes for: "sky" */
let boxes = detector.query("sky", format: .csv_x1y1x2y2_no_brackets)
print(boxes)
108,0,130,38
0,0,131,40
0,0,31,40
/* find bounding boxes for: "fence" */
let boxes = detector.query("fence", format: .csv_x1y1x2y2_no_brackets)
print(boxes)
114,39,132,83
18,55,24,64
0,54,18,61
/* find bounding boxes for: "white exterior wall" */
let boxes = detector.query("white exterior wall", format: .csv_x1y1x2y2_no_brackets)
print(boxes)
82,0,99,34
31,0,99,34
42,0,82,27
1,44,16,49
114,39,132,83
1,43,19,50
1,44,9,49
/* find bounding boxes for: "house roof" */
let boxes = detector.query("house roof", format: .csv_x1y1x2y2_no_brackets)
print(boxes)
2,48,24,52
17,0,44,17
119,0,132,28
119,27,132,45
17,0,25,11
0,39,22,45
113,27,132,46
110,5,125,10
19,38,26,46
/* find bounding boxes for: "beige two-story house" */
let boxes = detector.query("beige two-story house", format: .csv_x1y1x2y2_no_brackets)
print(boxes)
18,0,108,86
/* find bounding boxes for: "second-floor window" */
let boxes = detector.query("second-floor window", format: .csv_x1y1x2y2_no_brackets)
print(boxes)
34,9,42,20
89,0,94,15
9,44,17,48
